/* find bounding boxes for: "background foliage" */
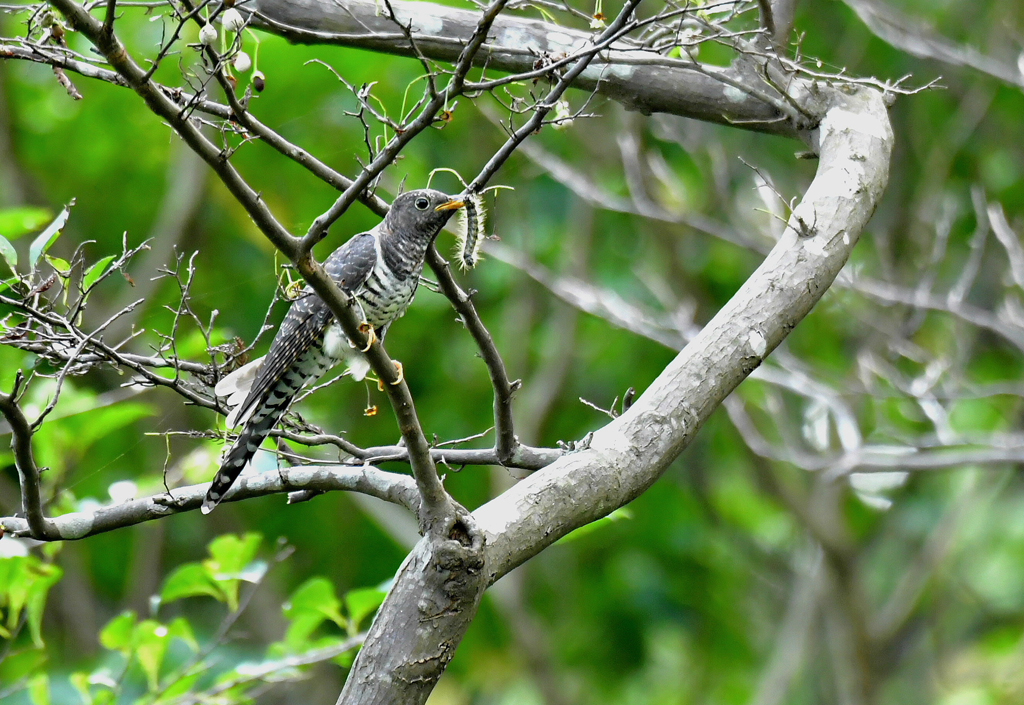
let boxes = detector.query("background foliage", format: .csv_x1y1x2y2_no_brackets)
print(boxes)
2,0,1024,703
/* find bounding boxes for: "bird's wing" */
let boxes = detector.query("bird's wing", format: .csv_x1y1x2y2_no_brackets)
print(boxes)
324,230,378,293
227,232,379,426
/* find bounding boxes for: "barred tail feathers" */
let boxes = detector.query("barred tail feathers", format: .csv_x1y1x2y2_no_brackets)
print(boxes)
202,404,286,513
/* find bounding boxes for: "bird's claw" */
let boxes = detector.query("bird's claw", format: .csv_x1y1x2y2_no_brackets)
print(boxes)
359,322,377,352
376,361,404,391
557,432,594,454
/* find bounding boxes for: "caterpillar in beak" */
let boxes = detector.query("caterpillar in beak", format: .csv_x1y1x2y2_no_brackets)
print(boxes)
425,168,513,270
452,191,486,270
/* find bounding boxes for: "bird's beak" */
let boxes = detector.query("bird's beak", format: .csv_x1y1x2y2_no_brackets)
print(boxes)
435,199,465,212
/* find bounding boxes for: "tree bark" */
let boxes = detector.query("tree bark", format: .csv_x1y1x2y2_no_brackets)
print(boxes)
250,0,799,136
337,85,893,703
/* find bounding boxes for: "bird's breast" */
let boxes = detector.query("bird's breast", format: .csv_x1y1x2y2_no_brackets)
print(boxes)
356,260,422,328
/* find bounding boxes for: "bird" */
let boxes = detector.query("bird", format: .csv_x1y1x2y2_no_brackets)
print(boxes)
203,189,465,514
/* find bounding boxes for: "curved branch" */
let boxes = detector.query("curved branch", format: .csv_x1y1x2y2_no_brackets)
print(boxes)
249,0,799,137
0,377,58,540
0,464,419,540
427,245,519,464
475,85,893,583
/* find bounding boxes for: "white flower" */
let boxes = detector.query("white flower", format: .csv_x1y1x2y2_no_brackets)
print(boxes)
221,8,244,32
199,23,218,45
233,51,252,72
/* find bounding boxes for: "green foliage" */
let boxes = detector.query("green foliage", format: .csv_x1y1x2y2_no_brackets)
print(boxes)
159,532,264,611
2,0,1023,702
281,577,385,648
1,533,369,704
0,232,17,272
27,203,71,273
556,507,633,544
0,206,54,241
0,554,63,647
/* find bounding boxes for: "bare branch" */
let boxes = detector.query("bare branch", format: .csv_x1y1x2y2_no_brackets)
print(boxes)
426,245,519,464
476,86,893,583
842,0,1024,89
0,374,58,540
0,464,419,540
248,0,800,137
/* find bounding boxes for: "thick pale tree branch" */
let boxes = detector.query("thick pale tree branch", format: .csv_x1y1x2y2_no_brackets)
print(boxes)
842,0,1024,89
3,3,902,702
475,85,893,581
248,0,801,137
329,83,893,705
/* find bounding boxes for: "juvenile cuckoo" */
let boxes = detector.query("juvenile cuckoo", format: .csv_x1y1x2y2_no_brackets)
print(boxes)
204,189,465,513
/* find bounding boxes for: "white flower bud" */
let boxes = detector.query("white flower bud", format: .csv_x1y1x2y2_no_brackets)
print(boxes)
233,51,252,72
221,8,244,32
199,23,218,45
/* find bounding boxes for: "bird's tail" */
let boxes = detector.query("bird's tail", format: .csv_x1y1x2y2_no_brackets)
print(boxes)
202,403,289,514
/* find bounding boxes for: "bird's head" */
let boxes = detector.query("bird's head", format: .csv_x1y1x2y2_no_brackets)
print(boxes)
384,189,465,242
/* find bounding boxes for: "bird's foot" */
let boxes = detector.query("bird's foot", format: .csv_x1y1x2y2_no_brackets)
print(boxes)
359,322,377,352
376,361,404,391
557,432,594,454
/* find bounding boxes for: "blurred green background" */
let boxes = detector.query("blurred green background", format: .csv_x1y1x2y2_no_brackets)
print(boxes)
2,0,1024,703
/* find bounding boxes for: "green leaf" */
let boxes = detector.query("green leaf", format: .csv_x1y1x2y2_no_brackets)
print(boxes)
28,672,50,705
286,577,345,628
556,507,633,545
2,556,31,633
44,255,71,275
161,563,224,604
206,533,263,576
0,648,46,685
167,617,200,652
332,646,357,669
134,619,171,691
99,611,137,652
159,671,201,700
69,671,117,705
204,533,262,610
73,402,155,451
24,562,62,647
29,204,72,271
282,577,347,647
344,587,387,633
93,690,116,705
283,612,325,650
70,672,117,705
82,255,116,291
0,275,18,297
70,672,93,705
0,234,16,272
0,207,52,240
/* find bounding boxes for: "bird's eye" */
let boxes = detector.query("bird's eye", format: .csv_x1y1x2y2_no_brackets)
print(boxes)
415,197,429,210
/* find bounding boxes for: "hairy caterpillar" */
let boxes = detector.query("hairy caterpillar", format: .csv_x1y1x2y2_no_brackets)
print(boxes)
452,191,486,270
425,168,512,270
